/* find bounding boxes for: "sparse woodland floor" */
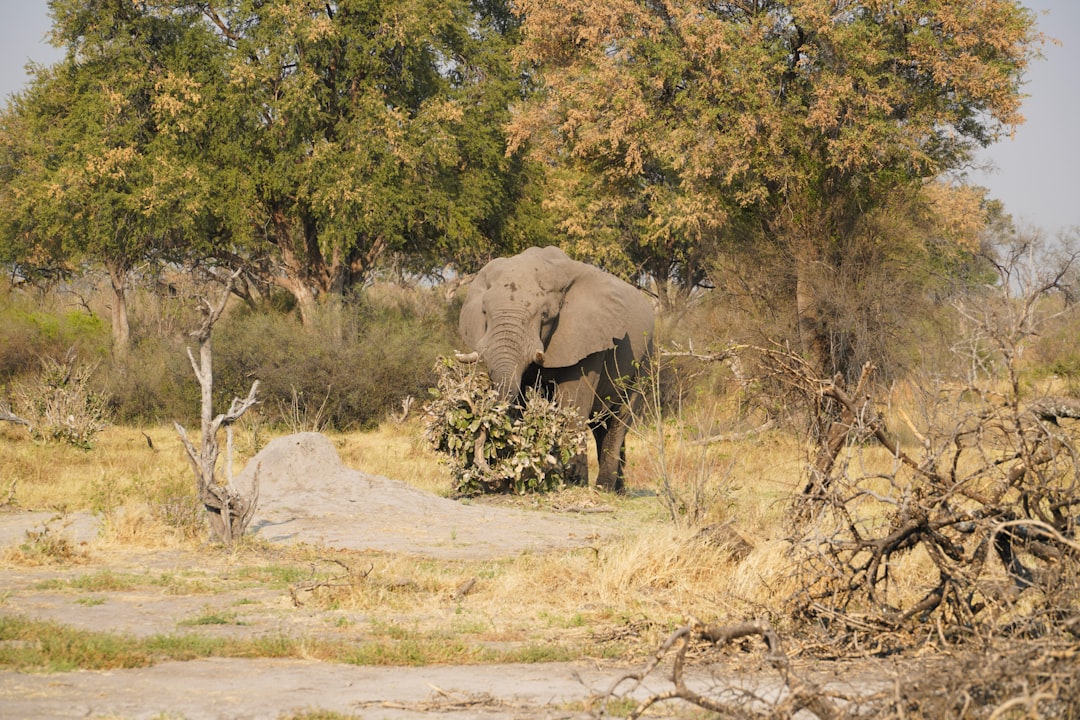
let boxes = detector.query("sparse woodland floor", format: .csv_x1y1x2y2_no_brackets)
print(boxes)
0,423,1077,719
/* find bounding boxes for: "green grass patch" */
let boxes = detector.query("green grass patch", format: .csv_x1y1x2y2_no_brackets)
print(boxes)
343,636,496,666
0,614,317,672
502,642,580,663
230,564,315,586
0,613,595,671
32,569,221,596
74,596,105,607
178,608,246,627
58,570,141,592
0,614,152,671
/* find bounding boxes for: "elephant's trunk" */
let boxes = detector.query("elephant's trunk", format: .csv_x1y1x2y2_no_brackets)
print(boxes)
488,353,524,402
482,316,541,404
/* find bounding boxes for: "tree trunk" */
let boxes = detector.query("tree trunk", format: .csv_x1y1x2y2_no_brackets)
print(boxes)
106,260,131,358
794,242,828,379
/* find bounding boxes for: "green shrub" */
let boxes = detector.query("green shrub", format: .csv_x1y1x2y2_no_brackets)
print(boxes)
106,335,200,425
0,282,457,430
213,290,455,430
423,358,588,495
0,291,109,383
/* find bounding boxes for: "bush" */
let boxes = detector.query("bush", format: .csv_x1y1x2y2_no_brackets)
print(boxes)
11,353,110,448
106,336,200,425
0,281,458,430
423,358,588,495
0,290,109,384
213,288,456,430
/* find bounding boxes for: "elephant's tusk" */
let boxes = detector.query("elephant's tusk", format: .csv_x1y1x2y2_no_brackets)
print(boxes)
455,351,479,363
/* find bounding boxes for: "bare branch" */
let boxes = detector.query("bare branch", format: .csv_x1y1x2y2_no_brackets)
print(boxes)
601,618,841,720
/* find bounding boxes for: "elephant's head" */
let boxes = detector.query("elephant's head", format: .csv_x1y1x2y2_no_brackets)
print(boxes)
459,246,652,400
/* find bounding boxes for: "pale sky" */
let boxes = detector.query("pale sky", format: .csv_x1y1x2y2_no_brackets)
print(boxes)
1,1,1077,237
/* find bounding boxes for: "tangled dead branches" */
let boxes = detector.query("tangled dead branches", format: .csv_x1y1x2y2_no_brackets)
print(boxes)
767,349,1080,643
600,618,843,719
601,618,1080,718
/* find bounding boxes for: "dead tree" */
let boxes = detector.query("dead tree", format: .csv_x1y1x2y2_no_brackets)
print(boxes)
766,238,1080,640
174,271,260,546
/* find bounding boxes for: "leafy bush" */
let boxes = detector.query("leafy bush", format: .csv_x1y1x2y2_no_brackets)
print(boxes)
423,358,588,495
95,283,455,429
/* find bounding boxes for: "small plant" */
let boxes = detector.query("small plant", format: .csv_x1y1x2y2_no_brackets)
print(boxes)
423,358,588,495
11,352,109,448
3,517,87,566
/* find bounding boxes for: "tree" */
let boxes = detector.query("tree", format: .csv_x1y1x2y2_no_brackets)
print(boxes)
1,0,544,337
0,0,225,356
191,0,538,321
509,0,1041,377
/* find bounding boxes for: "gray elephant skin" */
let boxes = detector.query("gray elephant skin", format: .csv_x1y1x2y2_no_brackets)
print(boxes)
459,246,654,492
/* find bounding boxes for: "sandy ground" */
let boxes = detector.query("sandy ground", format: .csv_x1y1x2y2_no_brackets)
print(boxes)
0,657,670,719
0,432,678,719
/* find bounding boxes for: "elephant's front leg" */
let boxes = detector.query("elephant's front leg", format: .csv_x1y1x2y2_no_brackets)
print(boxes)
564,449,589,486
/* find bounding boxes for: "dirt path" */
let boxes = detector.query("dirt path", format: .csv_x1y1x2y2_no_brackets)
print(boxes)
0,657,662,719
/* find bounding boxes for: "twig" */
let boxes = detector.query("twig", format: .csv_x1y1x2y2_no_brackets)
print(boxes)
692,419,776,445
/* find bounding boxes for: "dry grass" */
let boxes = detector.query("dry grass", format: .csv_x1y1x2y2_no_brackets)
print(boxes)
0,413,814,666
0,414,814,607
0,410,987,659
330,420,453,496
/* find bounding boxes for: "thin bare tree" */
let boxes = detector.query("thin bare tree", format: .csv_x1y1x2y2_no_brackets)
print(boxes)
174,270,260,546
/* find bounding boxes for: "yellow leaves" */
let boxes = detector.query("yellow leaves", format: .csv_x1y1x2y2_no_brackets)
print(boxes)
101,87,128,121
152,73,203,135
85,146,140,182
510,0,1039,281
900,0,1038,128
920,181,988,251
304,12,335,43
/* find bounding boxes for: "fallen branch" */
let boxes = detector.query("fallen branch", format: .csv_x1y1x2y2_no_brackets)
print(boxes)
692,419,776,445
601,618,841,720
0,405,31,431
1028,396,1080,424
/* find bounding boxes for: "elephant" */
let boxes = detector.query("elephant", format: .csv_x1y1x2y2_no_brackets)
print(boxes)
458,245,654,492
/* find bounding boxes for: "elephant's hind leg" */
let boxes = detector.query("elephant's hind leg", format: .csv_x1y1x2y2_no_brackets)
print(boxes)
594,416,628,493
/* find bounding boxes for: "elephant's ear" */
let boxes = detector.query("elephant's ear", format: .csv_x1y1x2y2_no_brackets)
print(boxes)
459,257,506,349
543,263,654,368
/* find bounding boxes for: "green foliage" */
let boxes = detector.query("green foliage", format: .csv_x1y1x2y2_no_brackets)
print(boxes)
0,2,227,356
0,0,541,342
423,358,588,495
0,292,109,384
213,291,455,431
